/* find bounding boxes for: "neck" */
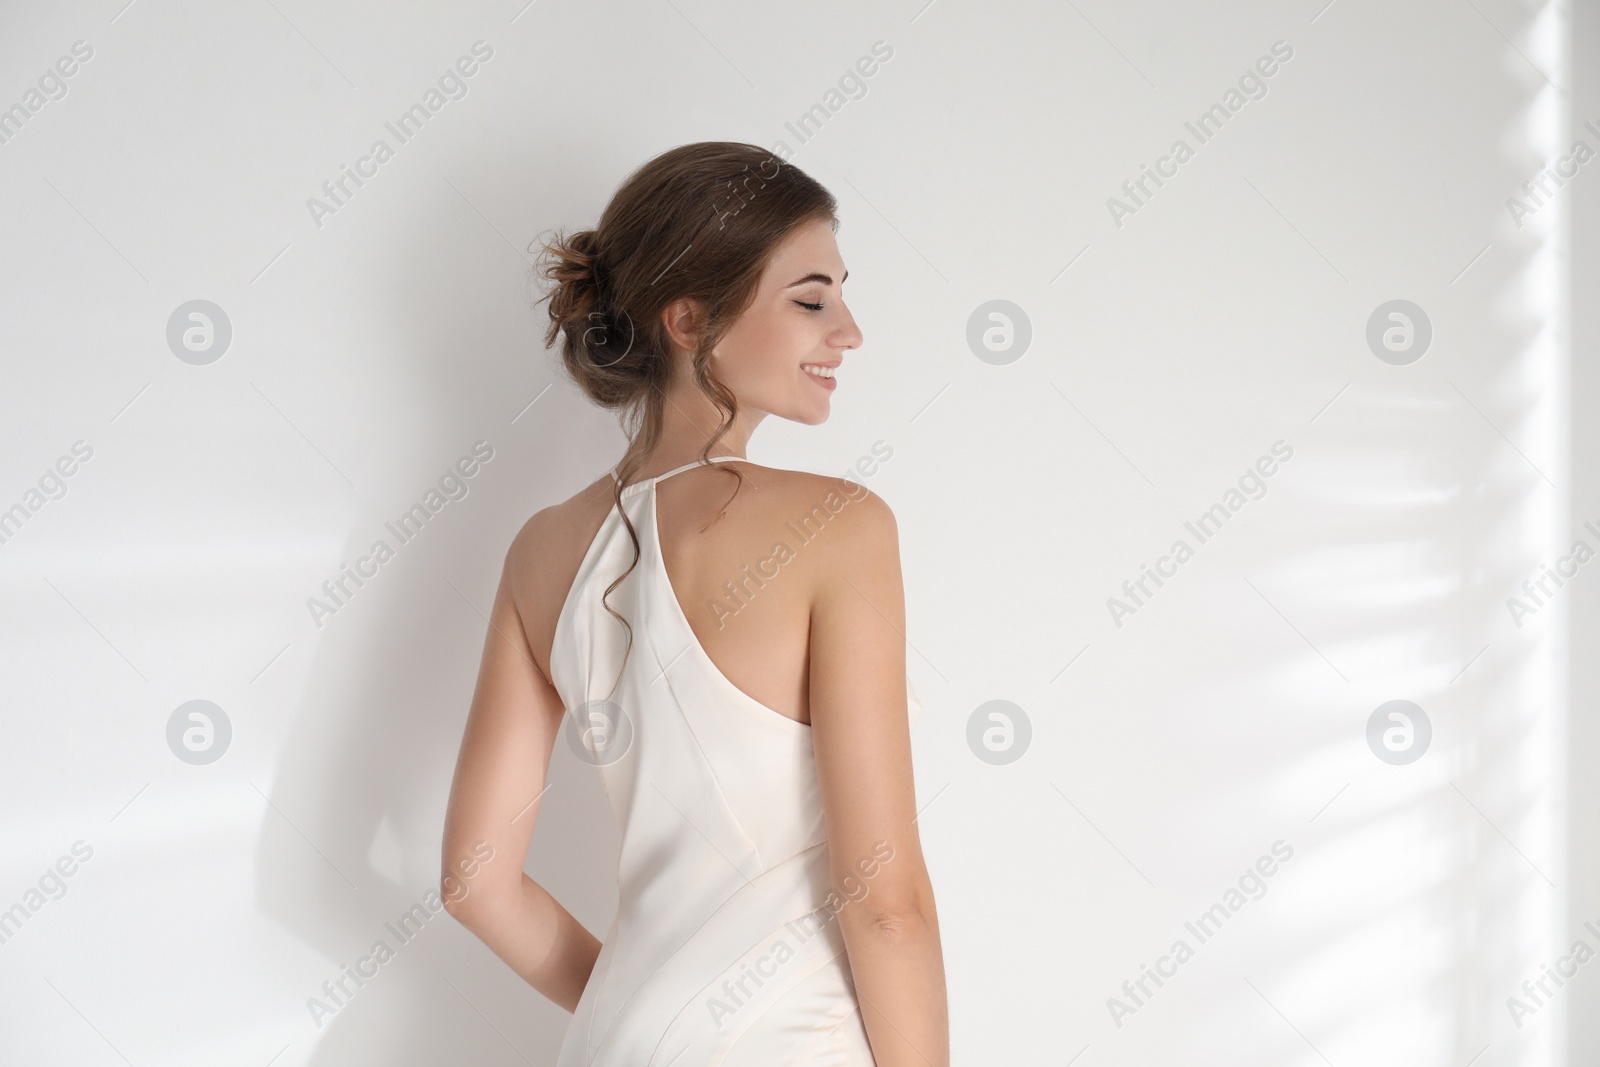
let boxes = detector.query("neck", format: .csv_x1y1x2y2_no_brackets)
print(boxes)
641,375,764,472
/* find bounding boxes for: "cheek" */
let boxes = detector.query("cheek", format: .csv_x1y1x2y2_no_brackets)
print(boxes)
722,313,808,390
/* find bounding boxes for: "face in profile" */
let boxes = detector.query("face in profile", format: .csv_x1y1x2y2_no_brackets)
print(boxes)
704,217,863,426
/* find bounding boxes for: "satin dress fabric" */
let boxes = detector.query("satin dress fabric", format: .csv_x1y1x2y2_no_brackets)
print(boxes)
549,455,925,1067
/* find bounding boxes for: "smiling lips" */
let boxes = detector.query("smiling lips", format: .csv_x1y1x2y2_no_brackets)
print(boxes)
802,363,838,390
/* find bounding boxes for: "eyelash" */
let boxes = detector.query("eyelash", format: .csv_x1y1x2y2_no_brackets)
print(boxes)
795,300,825,312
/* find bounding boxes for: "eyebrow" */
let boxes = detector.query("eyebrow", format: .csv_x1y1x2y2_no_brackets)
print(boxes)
785,269,847,288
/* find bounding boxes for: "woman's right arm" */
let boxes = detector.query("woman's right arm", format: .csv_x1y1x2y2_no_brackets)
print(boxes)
807,485,949,1067
440,525,602,1011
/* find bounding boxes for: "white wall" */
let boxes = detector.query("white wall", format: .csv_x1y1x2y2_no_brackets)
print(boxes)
0,1,1583,1064
1564,1,1598,1064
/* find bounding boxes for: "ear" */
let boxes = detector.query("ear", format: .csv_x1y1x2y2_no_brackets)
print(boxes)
660,297,707,356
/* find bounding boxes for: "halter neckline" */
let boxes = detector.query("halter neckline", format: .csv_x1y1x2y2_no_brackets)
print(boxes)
614,454,746,496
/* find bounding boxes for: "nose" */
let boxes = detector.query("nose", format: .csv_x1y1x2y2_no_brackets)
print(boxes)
834,301,863,351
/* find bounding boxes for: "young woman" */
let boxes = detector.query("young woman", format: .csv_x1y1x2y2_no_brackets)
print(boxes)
441,142,948,1066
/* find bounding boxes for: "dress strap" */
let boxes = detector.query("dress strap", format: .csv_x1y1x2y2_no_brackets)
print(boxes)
615,454,745,495
653,454,746,486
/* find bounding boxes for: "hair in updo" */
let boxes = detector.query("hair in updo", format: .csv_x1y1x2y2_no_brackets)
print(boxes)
534,142,838,677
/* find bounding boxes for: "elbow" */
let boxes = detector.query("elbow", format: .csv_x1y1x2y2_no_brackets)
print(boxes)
440,871,479,922
847,886,937,942
438,839,504,922
864,908,930,943
441,872,514,928
849,904,936,945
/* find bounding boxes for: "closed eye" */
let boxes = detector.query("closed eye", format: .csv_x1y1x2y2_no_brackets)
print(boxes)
795,300,824,311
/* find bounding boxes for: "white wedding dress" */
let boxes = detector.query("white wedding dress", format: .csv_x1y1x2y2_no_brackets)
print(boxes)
549,455,924,1066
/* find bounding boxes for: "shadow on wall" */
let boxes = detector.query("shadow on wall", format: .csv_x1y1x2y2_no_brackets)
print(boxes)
251,175,624,1064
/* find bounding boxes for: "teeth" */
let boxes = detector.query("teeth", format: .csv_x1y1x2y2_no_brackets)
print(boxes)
802,364,836,379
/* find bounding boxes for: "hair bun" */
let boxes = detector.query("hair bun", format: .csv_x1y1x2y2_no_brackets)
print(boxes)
539,229,604,338
532,142,835,417
549,228,601,297
537,227,643,391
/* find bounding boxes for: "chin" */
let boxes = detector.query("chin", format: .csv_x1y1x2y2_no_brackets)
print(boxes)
758,390,831,426
776,405,829,427
796,395,833,425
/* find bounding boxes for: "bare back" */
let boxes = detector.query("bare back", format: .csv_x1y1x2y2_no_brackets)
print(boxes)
512,459,859,726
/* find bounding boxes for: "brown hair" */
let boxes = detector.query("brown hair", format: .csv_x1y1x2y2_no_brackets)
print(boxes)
534,141,838,682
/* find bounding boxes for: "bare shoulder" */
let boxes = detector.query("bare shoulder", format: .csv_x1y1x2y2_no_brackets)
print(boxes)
509,472,606,554
502,473,617,620
728,464,899,578
726,462,891,517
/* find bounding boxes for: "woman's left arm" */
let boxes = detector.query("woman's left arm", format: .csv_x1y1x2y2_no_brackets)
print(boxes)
440,535,600,1012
